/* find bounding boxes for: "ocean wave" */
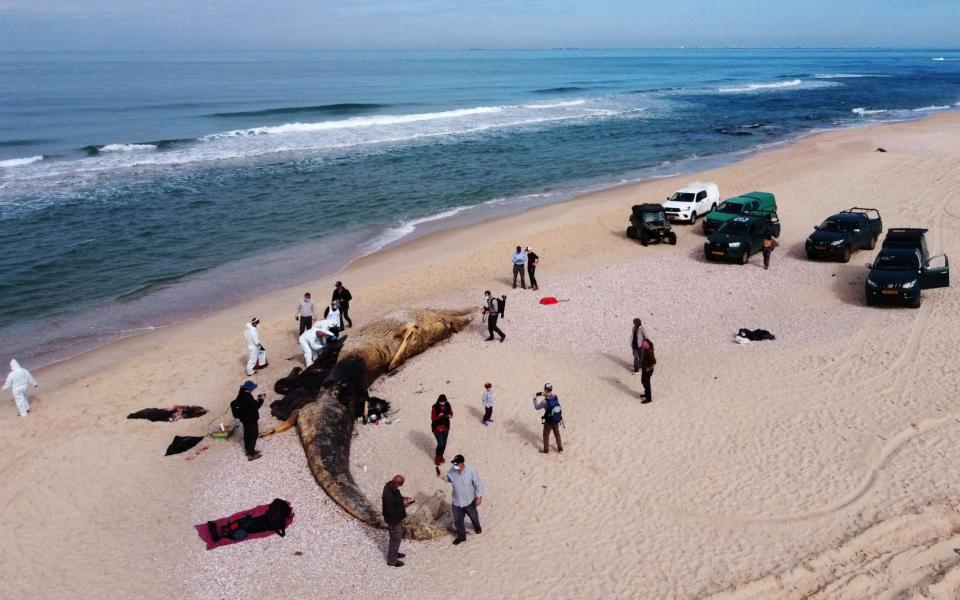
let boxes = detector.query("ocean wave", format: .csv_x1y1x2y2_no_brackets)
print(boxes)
719,79,803,93
361,205,471,255
526,100,587,109
209,103,390,118
98,143,158,153
932,57,960,61
813,73,881,79
0,139,47,148
912,105,951,112
851,107,889,115
852,104,953,117
532,86,588,94
0,155,44,168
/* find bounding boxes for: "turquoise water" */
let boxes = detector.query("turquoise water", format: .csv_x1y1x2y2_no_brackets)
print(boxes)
1,49,959,365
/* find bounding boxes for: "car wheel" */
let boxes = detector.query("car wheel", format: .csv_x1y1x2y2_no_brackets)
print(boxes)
740,249,750,265
841,247,851,263
705,252,715,262
667,232,677,245
640,231,649,246
690,211,698,224
866,295,875,307
910,293,922,309
867,235,877,250
626,226,635,239
806,251,815,260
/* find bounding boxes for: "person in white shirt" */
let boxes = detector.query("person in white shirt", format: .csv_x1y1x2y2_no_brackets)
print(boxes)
3,359,38,417
511,245,527,289
296,292,315,335
481,382,494,425
299,320,336,366
243,317,263,376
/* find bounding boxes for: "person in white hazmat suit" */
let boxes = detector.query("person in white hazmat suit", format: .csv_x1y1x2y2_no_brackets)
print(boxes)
3,359,38,417
244,317,263,376
299,319,336,366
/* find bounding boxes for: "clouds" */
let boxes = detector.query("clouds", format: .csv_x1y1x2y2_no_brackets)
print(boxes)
1,0,957,51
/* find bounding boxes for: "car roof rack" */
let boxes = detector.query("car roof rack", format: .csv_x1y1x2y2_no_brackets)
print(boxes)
884,228,928,241
839,207,881,219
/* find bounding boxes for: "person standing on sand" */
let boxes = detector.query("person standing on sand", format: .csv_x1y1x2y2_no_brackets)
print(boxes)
525,246,540,291
382,474,414,567
332,281,353,328
431,394,454,465
511,246,527,289
762,234,776,270
231,380,264,461
481,382,494,425
3,359,38,417
631,318,648,375
243,317,263,376
482,291,506,342
437,454,484,545
639,338,656,404
323,299,343,331
296,292,315,336
533,383,564,454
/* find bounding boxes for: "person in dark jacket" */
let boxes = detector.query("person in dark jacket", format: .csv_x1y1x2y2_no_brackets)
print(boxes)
482,291,505,342
525,246,540,291
639,339,656,404
630,318,648,374
381,474,413,567
232,380,264,460
431,394,454,465
332,281,353,328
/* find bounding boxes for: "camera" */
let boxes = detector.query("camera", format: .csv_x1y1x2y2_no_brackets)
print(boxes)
535,391,543,397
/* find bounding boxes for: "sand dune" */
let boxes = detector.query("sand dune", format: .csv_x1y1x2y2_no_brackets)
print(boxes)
2,114,960,599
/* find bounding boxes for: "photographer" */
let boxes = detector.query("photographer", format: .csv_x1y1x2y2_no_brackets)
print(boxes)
230,380,265,461
482,291,506,342
532,383,564,454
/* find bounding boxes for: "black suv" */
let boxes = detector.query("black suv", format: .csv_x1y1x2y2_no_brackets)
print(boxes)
865,228,949,307
627,204,677,246
704,213,781,264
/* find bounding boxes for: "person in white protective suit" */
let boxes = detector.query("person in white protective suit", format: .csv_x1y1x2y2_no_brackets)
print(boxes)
3,359,38,417
299,319,336,366
244,317,263,376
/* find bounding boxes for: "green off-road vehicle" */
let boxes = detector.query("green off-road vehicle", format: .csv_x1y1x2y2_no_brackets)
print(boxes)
627,203,677,246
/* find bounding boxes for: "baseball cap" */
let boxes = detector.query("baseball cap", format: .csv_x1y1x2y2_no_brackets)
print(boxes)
451,454,465,466
241,380,258,390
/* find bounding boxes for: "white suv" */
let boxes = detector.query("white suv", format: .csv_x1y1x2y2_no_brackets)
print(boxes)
662,181,720,224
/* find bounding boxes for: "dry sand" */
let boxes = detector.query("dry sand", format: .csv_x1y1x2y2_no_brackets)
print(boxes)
2,113,960,599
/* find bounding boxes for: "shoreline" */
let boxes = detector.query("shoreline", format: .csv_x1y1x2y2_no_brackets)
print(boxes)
19,109,951,374
4,109,960,599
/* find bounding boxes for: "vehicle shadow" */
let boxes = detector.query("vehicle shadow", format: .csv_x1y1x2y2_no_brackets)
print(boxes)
831,264,870,306
786,242,810,261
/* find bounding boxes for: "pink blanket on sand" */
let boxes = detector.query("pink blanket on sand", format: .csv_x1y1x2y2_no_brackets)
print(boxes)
195,502,294,550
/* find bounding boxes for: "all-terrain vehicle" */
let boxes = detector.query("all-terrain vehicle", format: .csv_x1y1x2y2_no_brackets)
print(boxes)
627,203,677,246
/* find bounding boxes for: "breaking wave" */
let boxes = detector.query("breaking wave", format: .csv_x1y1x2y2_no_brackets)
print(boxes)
209,103,391,118
98,144,158,153
719,79,803,92
813,73,882,79
0,155,44,168
932,57,960,61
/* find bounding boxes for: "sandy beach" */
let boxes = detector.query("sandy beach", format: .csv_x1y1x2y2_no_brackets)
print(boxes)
2,113,960,599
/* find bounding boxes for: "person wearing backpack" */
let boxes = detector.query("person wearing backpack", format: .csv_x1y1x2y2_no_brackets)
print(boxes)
482,291,505,342
532,383,563,454
231,380,264,461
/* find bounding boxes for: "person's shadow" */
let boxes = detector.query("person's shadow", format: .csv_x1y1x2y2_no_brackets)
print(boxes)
505,418,541,448
600,375,643,400
465,405,484,421
408,430,436,459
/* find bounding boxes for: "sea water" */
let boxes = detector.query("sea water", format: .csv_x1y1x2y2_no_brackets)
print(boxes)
1,48,959,365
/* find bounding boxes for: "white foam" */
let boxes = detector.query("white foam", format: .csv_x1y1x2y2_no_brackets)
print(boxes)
852,107,889,116
0,155,44,168
719,79,802,93
932,57,960,61
98,143,158,153
813,73,881,79
361,205,471,255
912,105,950,112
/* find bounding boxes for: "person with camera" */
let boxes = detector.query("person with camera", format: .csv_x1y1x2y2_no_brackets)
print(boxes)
532,383,564,454
639,338,656,404
230,380,265,461
436,454,485,545
431,394,454,465
381,474,414,567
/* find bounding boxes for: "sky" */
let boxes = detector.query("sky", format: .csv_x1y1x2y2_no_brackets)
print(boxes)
0,0,958,51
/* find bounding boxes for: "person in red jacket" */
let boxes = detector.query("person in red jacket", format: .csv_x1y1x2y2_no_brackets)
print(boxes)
431,394,454,465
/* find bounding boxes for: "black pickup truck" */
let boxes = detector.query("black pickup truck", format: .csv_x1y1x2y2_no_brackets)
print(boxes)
805,208,882,262
704,212,781,264
865,228,950,307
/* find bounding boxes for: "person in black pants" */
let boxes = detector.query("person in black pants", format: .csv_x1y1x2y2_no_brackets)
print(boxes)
639,339,656,404
381,474,413,567
482,291,505,342
332,281,353,328
231,380,264,460
525,246,539,291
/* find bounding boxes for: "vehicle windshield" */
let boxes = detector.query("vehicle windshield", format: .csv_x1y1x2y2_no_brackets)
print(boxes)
716,202,743,214
819,219,853,232
719,220,751,234
873,253,919,271
669,192,696,203
642,212,666,223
